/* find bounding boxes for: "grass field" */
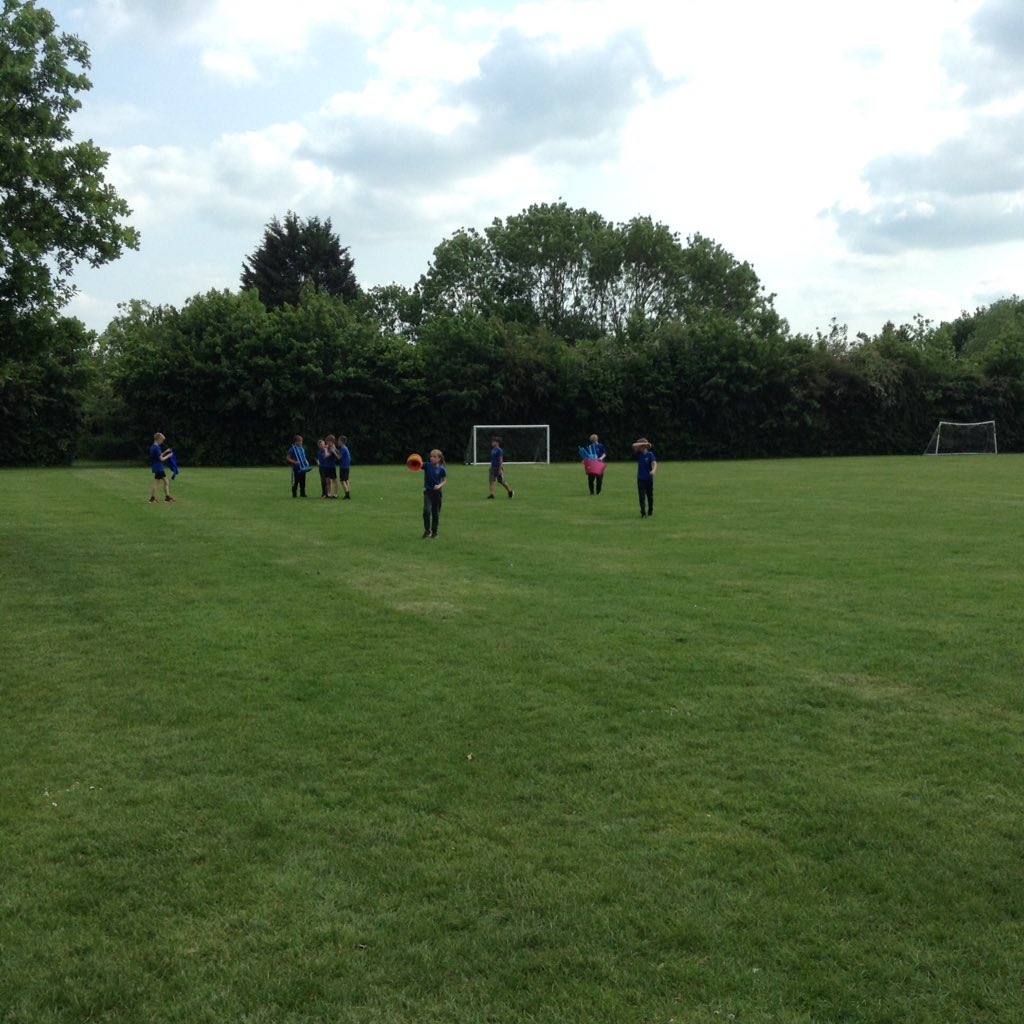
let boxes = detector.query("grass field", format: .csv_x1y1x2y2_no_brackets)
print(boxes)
2,456,1023,1024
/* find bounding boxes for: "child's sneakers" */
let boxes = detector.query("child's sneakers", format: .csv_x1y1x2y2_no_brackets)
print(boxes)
148,497,158,504
164,496,177,503
508,490,515,499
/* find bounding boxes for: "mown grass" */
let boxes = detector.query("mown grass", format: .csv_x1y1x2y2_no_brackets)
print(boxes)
2,456,1023,1023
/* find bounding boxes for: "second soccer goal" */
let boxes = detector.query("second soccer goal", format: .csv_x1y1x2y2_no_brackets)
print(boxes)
923,420,997,455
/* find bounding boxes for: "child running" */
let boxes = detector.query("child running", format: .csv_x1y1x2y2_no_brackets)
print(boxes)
421,448,448,539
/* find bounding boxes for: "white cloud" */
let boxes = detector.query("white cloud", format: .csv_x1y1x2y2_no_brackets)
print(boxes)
200,49,260,83
367,24,486,82
41,0,1024,338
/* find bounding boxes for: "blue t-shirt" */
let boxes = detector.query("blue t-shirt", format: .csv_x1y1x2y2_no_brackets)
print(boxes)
636,450,656,481
593,443,607,460
317,448,328,468
149,443,164,471
339,445,352,470
423,463,447,491
490,446,503,469
288,443,308,468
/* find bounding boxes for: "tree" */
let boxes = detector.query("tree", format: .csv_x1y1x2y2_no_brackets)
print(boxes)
416,203,785,345
240,212,359,311
0,311,93,464
0,0,139,340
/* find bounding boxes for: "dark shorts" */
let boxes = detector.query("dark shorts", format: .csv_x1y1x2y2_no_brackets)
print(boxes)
489,467,504,483
325,468,337,480
339,468,350,482
153,470,166,480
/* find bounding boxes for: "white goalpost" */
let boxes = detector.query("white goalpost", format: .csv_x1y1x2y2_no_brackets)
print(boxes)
923,420,998,455
465,424,550,465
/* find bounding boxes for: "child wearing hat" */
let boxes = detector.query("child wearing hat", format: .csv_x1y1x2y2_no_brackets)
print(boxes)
632,438,657,518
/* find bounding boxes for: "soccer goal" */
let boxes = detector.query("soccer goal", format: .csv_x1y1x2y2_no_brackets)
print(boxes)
465,424,550,465
923,420,998,455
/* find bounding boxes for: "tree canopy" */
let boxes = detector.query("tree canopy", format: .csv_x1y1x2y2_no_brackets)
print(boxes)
415,202,784,343
240,212,359,311
0,0,139,337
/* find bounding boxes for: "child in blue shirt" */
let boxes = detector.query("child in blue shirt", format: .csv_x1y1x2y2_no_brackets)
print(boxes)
632,438,657,518
324,435,340,499
148,432,176,504
421,449,448,538
286,435,310,497
583,432,608,495
487,436,515,499
316,440,329,498
338,434,353,500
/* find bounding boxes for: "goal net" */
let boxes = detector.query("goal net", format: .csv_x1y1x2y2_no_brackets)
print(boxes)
465,424,550,465
923,420,997,455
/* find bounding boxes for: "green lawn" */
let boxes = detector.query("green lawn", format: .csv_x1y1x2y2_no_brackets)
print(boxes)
2,457,1023,1023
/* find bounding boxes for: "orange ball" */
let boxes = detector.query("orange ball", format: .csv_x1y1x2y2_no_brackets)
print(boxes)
406,453,423,471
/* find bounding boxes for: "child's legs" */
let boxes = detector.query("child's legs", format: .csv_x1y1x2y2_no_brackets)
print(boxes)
431,491,442,534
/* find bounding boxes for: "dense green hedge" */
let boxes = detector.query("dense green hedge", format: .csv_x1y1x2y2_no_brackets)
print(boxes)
61,293,1024,467
4,258,1022,468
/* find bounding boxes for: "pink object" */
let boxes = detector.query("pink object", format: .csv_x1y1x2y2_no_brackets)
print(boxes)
583,459,606,476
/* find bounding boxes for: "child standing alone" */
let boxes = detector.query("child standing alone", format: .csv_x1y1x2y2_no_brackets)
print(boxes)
632,437,657,518
287,435,309,497
148,432,176,504
421,449,447,539
488,436,514,499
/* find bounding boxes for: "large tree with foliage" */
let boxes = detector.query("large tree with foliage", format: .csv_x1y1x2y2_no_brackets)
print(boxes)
240,212,359,311
0,0,139,343
416,202,784,344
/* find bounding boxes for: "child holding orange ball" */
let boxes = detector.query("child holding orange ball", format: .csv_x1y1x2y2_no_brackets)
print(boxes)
419,449,447,539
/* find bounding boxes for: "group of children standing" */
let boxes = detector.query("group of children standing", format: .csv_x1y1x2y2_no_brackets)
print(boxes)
287,435,352,500
285,431,655,534
147,430,656,530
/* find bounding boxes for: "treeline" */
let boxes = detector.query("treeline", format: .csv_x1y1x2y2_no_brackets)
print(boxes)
4,203,1024,466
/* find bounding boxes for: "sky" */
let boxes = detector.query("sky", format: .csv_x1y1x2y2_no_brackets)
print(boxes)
44,0,1024,338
